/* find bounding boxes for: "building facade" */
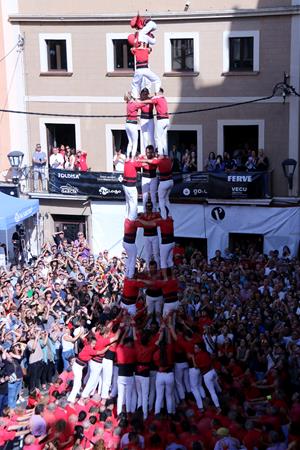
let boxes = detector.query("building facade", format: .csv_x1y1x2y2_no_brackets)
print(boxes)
0,0,299,252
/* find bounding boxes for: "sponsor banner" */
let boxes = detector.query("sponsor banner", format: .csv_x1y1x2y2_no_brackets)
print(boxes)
49,169,125,199
208,172,264,199
49,169,265,200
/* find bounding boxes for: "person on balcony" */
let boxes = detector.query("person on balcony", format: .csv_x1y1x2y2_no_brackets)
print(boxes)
74,150,88,172
32,143,47,191
49,147,64,170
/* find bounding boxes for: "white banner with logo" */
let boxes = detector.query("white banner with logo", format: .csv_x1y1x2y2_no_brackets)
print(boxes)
91,202,300,259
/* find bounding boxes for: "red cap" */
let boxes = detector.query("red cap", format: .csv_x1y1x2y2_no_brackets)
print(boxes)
130,15,144,29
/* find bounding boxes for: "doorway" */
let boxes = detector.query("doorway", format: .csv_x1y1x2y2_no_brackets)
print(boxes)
111,130,141,157
46,123,76,153
223,125,259,157
174,237,207,259
167,130,198,170
229,232,264,255
52,215,86,242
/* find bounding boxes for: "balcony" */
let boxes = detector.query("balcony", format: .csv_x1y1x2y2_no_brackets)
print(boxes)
21,167,276,205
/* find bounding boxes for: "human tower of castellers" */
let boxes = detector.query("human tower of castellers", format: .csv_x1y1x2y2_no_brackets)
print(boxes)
67,15,221,421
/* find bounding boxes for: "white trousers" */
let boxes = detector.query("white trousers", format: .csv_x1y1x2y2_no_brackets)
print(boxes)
111,365,119,398
149,370,156,411
158,179,174,219
146,294,163,315
156,119,170,156
189,367,205,410
160,242,174,269
203,369,221,408
131,68,161,99
67,361,84,403
120,302,137,316
125,122,139,158
101,358,113,399
137,20,157,46
144,235,160,269
140,119,155,155
81,360,103,399
174,362,190,400
162,301,179,318
135,375,150,419
155,371,175,415
142,177,158,211
123,185,138,220
123,241,137,278
117,375,135,415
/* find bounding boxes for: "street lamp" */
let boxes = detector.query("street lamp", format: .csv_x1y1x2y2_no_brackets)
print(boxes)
281,158,297,195
7,151,24,184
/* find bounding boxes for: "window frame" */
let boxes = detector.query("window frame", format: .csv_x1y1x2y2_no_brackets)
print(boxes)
164,32,200,75
112,39,134,71
217,119,265,156
39,117,81,160
106,33,134,75
229,36,254,72
170,37,195,72
39,33,73,74
46,39,68,71
223,30,260,74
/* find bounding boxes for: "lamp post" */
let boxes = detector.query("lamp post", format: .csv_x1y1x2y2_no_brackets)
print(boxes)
7,151,24,185
281,158,297,196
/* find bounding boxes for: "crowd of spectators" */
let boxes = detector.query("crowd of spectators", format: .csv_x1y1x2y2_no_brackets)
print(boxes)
204,149,269,174
32,143,88,191
48,145,88,172
0,231,299,449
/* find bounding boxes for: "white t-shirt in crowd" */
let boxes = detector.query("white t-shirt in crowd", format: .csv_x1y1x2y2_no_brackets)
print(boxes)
49,153,64,169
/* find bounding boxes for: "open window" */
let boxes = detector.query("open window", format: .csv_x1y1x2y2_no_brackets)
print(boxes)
174,237,207,260
53,214,87,242
46,123,76,153
167,130,198,172
223,125,259,157
229,232,264,255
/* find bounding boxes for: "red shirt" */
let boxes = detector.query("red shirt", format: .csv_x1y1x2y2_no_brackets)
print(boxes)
177,335,197,358
116,344,136,364
134,336,156,363
78,344,98,362
140,103,154,119
94,334,111,352
139,157,157,179
131,47,150,67
0,429,16,446
173,245,185,265
195,350,212,374
123,218,139,243
123,160,143,186
153,342,174,370
151,157,173,180
74,152,88,172
122,278,144,303
243,429,262,450
156,278,178,303
126,100,143,122
139,212,160,237
151,95,169,119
